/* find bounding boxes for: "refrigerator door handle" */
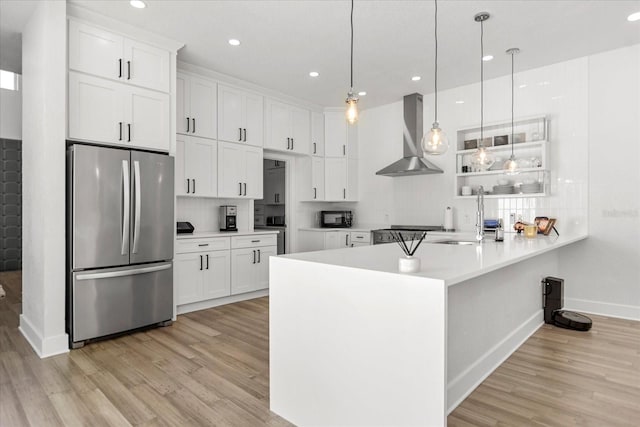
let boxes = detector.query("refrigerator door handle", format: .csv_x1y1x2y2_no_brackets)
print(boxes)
121,160,130,255
132,160,141,253
76,263,172,281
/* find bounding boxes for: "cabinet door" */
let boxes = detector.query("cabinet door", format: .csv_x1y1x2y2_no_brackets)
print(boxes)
126,87,170,151
175,253,204,305
311,157,325,201
175,136,188,196
324,232,339,250
347,157,358,201
311,111,325,156
68,72,125,145
218,85,244,143
243,93,264,147
273,168,285,204
218,141,244,198
244,146,264,199
291,107,310,154
202,251,231,299
265,101,291,151
123,38,170,92
324,157,347,201
324,112,347,157
68,21,124,82
347,122,359,159
337,231,351,248
264,169,278,204
189,76,217,139
184,138,217,197
231,248,257,295
176,73,190,135
255,246,276,290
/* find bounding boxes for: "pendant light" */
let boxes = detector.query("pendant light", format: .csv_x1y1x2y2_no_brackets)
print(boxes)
471,12,494,171
345,0,359,124
422,0,448,155
503,48,520,175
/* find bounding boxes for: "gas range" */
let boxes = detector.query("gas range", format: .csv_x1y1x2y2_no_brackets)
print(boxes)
372,225,444,245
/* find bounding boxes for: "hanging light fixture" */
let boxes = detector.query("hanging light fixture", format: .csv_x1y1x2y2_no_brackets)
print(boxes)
504,48,520,175
471,12,494,171
422,0,448,155
345,0,359,124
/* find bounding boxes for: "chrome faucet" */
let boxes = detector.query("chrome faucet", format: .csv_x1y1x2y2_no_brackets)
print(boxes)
476,186,485,242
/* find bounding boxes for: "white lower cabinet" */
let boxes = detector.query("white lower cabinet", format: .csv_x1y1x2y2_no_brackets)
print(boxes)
231,235,277,295
175,250,231,305
298,230,371,252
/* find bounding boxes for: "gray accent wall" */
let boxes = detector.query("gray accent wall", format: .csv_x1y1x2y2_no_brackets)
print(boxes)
1,138,21,271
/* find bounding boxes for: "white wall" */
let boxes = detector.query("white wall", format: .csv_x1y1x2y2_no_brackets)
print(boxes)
176,197,253,232
0,87,22,140
356,45,639,320
560,45,640,320
19,0,68,357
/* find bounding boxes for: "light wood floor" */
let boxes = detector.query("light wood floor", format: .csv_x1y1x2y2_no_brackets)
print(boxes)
1,271,639,426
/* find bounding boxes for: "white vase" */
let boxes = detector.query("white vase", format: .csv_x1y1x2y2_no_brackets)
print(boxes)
398,256,420,273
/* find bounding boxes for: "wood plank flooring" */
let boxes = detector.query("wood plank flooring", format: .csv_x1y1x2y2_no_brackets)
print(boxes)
1,270,639,426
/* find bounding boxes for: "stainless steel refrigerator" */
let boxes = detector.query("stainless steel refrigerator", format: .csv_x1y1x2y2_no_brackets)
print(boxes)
67,143,174,348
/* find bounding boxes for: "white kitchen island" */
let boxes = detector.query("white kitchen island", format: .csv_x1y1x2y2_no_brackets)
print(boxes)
269,232,587,427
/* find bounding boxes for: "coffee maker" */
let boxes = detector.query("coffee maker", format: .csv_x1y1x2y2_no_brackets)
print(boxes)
219,205,238,231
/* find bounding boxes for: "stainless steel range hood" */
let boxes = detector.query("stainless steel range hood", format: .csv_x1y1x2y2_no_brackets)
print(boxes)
376,93,444,177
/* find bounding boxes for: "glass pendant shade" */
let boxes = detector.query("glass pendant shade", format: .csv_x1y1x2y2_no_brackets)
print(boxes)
422,122,449,155
503,155,519,175
471,147,494,171
345,91,359,124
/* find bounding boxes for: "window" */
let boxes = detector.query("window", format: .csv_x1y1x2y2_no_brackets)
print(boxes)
0,70,21,91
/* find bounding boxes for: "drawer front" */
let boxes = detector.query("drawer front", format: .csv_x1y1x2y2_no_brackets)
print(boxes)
231,234,278,249
176,238,230,254
350,231,371,244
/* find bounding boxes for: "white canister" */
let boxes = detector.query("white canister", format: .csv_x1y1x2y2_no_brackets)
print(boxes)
398,256,421,273
444,207,454,231
461,186,472,196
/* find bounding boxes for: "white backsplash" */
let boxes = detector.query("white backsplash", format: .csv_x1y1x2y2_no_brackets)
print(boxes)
176,197,253,233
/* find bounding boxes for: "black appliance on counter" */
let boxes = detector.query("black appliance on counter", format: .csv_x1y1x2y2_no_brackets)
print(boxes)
219,205,237,231
372,225,444,245
320,210,353,228
542,276,592,331
176,221,194,234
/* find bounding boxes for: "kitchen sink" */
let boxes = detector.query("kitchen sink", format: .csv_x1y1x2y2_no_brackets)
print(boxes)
430,240,476,245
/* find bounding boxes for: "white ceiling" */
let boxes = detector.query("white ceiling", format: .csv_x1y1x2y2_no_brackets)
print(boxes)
2,1,640,108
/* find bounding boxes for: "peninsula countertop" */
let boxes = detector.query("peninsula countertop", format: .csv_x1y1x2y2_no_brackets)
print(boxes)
279,232,588,286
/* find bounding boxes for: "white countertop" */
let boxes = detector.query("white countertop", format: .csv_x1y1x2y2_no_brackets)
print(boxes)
299,227,377,233
177,230,279,240
281,232,587,286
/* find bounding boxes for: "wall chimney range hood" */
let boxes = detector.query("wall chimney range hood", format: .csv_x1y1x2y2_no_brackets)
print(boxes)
376,93,444,177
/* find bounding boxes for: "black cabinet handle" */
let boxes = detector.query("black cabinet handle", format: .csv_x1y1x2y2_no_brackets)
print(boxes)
343,188,346,199
127,123,131,142
192,179,195,194
313,187,317,199
243,183,247,196
186,179,190,194
198,243,209,247
345,235,349,246
313,142,316,154
186,117,190,132
200,255,203,270
206,254,209,269
239,128,243,141
192,118,195,133
119,122,123,141
286,138,289,149
343,145,346,156
252,250,256,264
118,59,122,78
291,138,294,150
257,249,261,263
127,60,131,80
239,182,242,196
243,128,247,142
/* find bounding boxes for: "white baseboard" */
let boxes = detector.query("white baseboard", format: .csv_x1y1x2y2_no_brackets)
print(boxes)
447,310,543,414
564,298,640,321
19,315,69,358
177,289,269,315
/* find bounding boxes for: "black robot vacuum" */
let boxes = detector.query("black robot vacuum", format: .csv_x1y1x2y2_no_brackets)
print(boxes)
543,277,592,331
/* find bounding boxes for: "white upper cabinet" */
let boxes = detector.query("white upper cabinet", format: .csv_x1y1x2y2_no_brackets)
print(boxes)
69,20,170,93
218,84,264,147
69,72,170,151
324,156,358,202
218,141,263,199
265,99,310,154
311,111,325,156
177,73,218,140
324,112,348,157
175,135,217,197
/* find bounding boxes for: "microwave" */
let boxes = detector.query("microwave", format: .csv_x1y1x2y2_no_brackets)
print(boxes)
320,211,353,228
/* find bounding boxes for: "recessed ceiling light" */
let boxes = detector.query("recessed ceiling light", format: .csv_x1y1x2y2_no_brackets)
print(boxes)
482,55,493,61
358,91,367,96
628,11,640,21
228,39,241,46
455,100,465,104
129,0,146,9
411,76,421,81
309,71,319,77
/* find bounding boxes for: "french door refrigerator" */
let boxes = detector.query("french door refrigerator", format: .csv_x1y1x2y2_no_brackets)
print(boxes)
67,143,174,348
